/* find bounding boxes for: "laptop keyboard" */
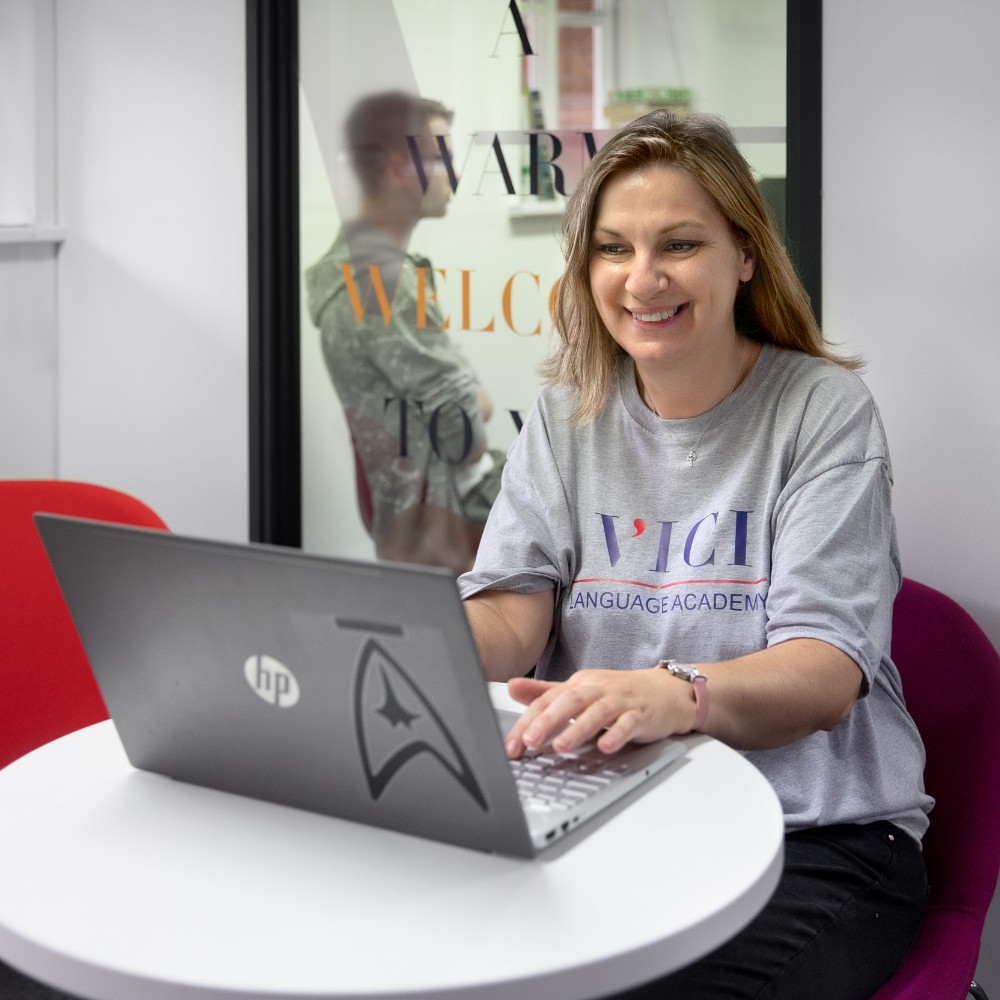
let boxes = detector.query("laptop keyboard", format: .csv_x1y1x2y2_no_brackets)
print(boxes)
510,745,640,814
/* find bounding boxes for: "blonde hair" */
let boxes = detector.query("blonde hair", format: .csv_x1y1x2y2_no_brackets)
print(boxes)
544,110,858,423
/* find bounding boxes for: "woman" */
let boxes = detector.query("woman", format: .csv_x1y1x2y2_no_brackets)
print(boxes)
459,111,931,999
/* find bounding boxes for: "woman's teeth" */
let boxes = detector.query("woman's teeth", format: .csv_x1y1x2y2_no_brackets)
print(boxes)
633,306,681,322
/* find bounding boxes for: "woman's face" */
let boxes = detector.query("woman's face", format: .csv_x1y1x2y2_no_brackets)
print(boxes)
587,164,754,375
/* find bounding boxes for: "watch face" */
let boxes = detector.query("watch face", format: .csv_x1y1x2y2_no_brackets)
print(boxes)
658,659,701,681
664,660,705,683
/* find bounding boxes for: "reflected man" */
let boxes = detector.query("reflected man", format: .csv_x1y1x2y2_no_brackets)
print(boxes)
306,92,503,571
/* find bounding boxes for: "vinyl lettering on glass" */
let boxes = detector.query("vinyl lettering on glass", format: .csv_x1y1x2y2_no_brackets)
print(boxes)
299,0,786,568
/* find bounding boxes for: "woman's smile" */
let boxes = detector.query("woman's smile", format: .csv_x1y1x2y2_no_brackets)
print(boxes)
628,303,686,326
588,163,754,380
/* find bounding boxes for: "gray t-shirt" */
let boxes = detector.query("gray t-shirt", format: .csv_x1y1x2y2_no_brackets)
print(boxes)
459,344,932,842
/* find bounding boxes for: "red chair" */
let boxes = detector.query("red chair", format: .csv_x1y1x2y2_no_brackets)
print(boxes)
0,480,167,769
870,578,1000,1000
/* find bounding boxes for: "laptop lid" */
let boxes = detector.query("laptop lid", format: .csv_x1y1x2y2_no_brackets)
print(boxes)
35,514,538,857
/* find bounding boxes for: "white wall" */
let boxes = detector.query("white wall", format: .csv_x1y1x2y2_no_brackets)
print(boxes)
0,240,59,476
825,2,1000,649
824,0,1000,985
53,0,248,540
0,0,60,479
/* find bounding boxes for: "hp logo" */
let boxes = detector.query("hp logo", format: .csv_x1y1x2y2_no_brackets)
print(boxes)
244,654,300,708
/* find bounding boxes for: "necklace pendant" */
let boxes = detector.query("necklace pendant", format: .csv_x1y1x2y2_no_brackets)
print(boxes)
687,450,697,466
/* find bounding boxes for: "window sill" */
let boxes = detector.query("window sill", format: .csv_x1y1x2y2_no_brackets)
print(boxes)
0,225,67,245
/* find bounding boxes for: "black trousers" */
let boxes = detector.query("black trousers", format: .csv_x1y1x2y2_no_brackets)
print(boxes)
608,821,928,1000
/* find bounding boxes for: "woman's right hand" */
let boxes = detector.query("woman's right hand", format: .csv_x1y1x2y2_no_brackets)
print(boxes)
502,666,698,758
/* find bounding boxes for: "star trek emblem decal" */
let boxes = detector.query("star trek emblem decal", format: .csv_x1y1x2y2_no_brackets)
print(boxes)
353,636,488,810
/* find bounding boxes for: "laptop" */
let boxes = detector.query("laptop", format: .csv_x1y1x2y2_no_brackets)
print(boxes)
35,514,686,858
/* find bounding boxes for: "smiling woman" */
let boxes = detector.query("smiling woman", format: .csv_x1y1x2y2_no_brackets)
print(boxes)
587,164,756,419
459,108,931,1000
546,110,844,426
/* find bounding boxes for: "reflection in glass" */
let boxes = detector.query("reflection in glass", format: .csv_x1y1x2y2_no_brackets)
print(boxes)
304,92,505,574
300,0,787,566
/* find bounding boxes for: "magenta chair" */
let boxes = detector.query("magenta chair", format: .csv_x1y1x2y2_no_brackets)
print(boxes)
869,578,1000,1000
0,480,167,769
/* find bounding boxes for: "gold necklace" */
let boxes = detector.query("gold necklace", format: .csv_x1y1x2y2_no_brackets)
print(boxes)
639,339,746,467
684,338,745,466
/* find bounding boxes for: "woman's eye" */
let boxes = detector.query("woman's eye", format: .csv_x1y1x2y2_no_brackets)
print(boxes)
596,243,627,256
665,240,698,253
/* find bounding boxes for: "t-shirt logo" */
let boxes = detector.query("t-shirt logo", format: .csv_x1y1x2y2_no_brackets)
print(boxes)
597,509,754,573
568,510,769,617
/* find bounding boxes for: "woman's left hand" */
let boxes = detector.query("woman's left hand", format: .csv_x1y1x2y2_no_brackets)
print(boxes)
502,668,697,758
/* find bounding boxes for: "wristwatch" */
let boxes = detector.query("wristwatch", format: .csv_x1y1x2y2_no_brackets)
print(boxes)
657,659,709,732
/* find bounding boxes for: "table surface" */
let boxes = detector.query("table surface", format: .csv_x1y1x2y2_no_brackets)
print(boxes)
0,687,783,1000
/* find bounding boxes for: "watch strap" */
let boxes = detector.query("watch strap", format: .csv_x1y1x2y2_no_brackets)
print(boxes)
657,659,709,731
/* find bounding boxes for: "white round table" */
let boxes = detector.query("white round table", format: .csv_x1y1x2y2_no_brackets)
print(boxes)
0,706,783,1000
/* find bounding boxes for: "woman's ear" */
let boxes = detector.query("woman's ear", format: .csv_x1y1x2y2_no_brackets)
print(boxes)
739,241,756,283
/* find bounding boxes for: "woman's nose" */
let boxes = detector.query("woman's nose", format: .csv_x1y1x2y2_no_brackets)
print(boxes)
624,254,667,299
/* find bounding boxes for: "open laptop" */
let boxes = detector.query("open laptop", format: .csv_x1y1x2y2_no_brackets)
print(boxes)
35,514,686,858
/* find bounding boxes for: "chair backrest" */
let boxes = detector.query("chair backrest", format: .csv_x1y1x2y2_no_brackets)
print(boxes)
870,578,1000,1000
0,480,167,769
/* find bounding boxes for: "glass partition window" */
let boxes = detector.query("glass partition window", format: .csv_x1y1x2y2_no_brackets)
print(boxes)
299,0,787,564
